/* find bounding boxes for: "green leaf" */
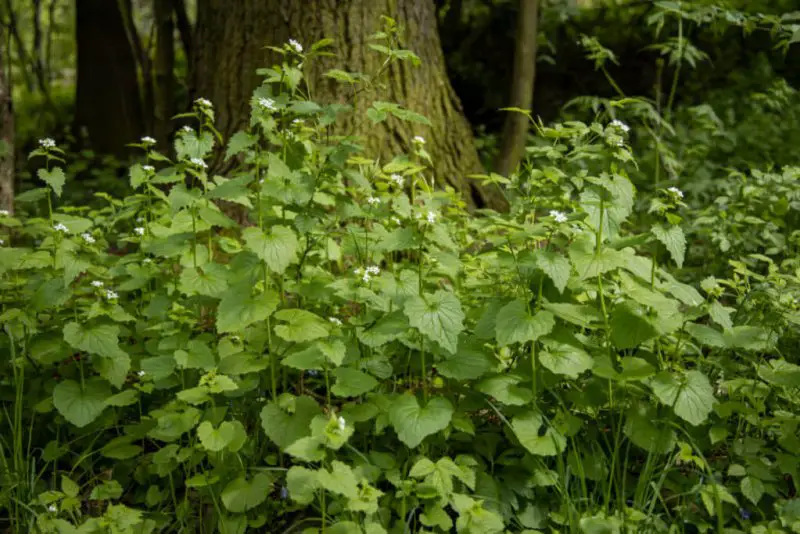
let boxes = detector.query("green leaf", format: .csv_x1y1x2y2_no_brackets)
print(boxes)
274,309,330,343
179,263,229,298
539,341,592,378
610,302,659,349
286,466,320,505
216,285,279,333
389,394,453,448
650,371,715,426
357,311,409,348
495,300,555,346
741,476,764,506
331,368,379,397
623,403,676,454
38,167,66,197
543,302,604,329
225,131,257,159
512,410,566,456
53,379,110,428
477,375,533,405
243,225,299,274
533,250,571,293
709,300,734,330
197,421,236,452
652,224,685,268
221,473,273,513
260,396,321,449
63,323,130,388
403,290,465,354
436,341,494,380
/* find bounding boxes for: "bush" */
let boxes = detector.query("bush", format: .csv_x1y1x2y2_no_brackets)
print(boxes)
1,29,800,534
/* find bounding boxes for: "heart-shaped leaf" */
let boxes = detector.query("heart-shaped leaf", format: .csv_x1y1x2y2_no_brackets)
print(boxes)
389,394,453,448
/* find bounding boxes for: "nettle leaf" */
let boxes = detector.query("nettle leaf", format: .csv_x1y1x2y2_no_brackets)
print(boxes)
221,473,273,513
357,311,409,347
175,130,214,160
53,379,110,428
495,300,555,346
436,340,495,380
389,394,453,448
286,466,319,505
260,396,321,450
403,290,465,354
709,300,734,331
274,309,330,343
179,263,229,298
216,285,279,333
331,368,379,397
38,167,66,197
533,250,571,293
650,370,715,426
477,375,533,406
242,225,299,274
623,403,676,454
652,224,686,268
512,410,566,456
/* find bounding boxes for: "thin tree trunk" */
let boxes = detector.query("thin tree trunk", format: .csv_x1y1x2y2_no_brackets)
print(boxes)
153,0,175,147
192,0,505,209
173,0,193,60
75,0,144,156
495,0,539,177
0,49,14,214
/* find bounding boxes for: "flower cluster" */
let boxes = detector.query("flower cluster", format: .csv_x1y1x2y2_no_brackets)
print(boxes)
667,186,684,199
190,158,207,169
288,39,303,53
413,136,425,145
105,290,119,300
258,97,277,111
141,136,156,145
550,210,568,223
142,165,155,173
610,119,630,133
194,97,212,108
390,174,404,187
81,233,95,244
354,265,380,283
329,317,343,326
134,227,145,236
0,209,9,216
91,281,104,288
367,196,381,206
39,138,56,149
53,223,69,233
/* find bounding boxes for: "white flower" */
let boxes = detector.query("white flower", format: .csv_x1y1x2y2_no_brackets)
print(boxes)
613,138,624,147
366,265,380,275
426,211,437,224
0,239,4,245
337,416,346,431
81,233,95,244
610,119,630,133
258,97,277,111
367,196,381,206
329,317,343,326
143,258,152,264
288,39,303,53
105,290,119,300
47,504,57,513
362,272,372,283
0,209,9,216
194,97,212,108
190,158,207,169
91,281,104,288
137,370,146,377
668,186,684,199
391,216,402,225
134,227,145,236
141,136,156,145
39,138,55,148
292,119,304,125
390,174,404,187
53,223,69,233
550,210,568,223
142,165,154,172
413,136,425,145
181,125,193,133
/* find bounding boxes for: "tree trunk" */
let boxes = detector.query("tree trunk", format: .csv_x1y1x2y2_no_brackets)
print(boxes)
75,0,144,156
153,0,175,147
192,0,505,209
495,0,539,177
0,49,14,214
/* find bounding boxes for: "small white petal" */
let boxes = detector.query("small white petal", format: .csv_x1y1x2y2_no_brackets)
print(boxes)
53,223,69,233
329,317,343,326
39,138,56,148
426,211,437,224
105,290,119,300
668,186,684,199
288,39,303,53
367,196,381,205
194,97,212,108
141,136,156,145
91,281,104,288
134,227,145,236
549,210,568,223
81,233,95,244
189,157,207,169
0,209,10,216
337,416,346,431
142,165,154,172
413,136,425,144
390,174,404,187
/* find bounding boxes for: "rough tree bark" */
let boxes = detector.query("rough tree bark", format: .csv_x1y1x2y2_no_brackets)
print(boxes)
495,0,539,177
75,0,144,156
192,0,505,209
153,0,175,147
0,49,14,213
